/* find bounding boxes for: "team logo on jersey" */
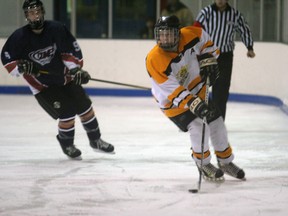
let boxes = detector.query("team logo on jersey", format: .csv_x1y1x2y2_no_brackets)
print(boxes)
53,101,61,109
176,65,188,85
28,44,56,66
4,51,11,59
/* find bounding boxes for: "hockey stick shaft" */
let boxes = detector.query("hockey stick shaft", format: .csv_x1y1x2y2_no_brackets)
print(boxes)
89,78,151,90
39,70,150,90
198,77,210,191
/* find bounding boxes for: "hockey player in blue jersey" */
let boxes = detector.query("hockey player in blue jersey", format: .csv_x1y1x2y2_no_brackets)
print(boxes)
1,0,114,159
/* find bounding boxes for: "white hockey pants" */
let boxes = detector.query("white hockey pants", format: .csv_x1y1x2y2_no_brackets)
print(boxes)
187,116,234,165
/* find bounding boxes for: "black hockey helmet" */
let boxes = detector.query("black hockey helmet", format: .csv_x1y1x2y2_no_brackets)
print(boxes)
22,0,45,30
155,15,180,29
154,15,180,51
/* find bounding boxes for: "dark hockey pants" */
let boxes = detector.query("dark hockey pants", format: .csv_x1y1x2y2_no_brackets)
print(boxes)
212,52,233,120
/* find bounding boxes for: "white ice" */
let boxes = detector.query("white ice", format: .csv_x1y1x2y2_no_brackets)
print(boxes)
0,94,288,216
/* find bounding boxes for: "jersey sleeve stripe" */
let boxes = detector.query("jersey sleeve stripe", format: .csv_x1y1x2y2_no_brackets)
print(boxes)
168,85,186,104
4,61,17,73
178,94,194,109
61,53,83,69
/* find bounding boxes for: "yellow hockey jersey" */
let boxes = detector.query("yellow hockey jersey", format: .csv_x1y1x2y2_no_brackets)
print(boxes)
146,26,220,118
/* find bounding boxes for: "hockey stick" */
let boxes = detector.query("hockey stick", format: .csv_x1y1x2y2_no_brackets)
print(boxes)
39,70,150,90
189,77,210,194
89,78,150,90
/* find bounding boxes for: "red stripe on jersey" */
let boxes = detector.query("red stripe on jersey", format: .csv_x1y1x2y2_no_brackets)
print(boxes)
23,74,45,92
5,61,17,73
193,21,203,28
61,53,83,67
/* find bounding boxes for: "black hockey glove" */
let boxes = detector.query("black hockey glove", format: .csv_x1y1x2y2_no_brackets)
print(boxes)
198,53,219,86
17,59,39,76
189,97,209,119
70,68,91,85
189,97,219,124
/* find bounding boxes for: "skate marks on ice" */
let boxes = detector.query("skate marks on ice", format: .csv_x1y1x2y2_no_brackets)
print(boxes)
0,95,288,216
1,158,287,216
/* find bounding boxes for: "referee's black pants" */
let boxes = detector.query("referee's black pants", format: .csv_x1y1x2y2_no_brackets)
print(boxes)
212,52,233,120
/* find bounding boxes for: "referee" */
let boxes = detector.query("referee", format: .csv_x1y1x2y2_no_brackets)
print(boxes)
194,0,255,120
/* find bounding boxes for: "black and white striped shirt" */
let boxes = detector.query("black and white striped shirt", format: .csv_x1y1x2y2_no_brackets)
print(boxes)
195,3,254,53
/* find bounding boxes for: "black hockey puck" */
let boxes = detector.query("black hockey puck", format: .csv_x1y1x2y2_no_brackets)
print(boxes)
188,189,198,193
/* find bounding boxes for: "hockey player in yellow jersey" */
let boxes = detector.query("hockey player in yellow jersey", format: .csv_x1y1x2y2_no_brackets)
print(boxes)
145,15,245,181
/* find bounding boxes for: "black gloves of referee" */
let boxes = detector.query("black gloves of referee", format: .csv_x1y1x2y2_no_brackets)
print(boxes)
198,53,220,86
17,59,39,76
69,68,91,85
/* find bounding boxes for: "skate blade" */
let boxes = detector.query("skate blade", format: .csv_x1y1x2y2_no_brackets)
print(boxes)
203,175,225,182
92,149,115,154
67,155,82,160
235,176,246,181
223,173,246,181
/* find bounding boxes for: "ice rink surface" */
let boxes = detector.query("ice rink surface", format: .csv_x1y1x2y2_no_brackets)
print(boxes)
0,94,288,216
